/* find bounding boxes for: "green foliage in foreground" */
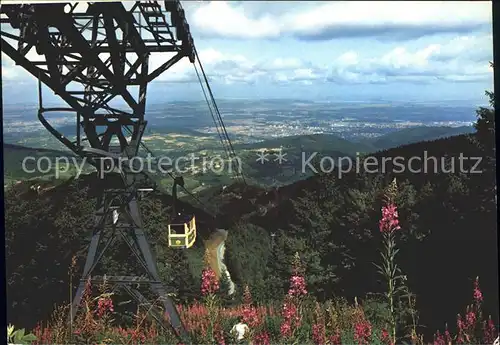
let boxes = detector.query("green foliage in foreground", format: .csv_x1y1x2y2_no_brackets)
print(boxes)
7,325,37,344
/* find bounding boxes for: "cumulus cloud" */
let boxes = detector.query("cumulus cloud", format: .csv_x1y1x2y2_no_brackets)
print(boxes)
188,1,491,41
150,51,327,86
148,35,493,86
2,33,493,87
1,46,48,83
1,0,492,89
327,34,493,84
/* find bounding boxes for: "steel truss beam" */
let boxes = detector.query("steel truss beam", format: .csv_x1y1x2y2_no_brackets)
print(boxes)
1,1,195,342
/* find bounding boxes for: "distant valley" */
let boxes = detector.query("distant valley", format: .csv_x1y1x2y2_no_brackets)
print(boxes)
3,99,477,190
4,125,475,191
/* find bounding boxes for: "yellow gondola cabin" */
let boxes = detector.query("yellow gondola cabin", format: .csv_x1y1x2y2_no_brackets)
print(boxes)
168,215,196,249
168,176,196,248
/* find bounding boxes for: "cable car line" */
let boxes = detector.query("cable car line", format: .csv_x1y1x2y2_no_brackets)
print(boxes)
192,46,247,185
194,62,231,168
193,61,243,183
122,125,218,218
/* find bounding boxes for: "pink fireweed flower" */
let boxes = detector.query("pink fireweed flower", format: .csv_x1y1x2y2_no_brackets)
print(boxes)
96,295,114,317
254,331,270,345
80,277,92,306
312,303,326,345
242,285,261,328
380,328,390,344
243,285,253,305
466,310,476,328
280,297,300,339
312,322,326,345
328,329,341,345
288,274,307,296
483,316,497,344
128,328,146,344
200,267,219,296
473,277,483,304
457,313,465,331
444,324,452,344
214,325,225,345
379,204,401,233
354,319,372,345
242,305,260,328
33,324,54,345
280,321,292,339
457,314,466,344
433,331,445,345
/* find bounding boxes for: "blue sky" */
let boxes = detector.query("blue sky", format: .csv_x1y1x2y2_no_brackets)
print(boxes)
1,1,494,104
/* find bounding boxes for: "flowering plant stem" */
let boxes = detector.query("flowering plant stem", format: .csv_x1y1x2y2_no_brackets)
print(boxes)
205,294,218,343
375,183,404,345
383,230,398,345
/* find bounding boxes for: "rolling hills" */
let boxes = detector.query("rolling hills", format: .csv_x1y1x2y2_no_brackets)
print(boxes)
3,125,475,189
360,125,475,150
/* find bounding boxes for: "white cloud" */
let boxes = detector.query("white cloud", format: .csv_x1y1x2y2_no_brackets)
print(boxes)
188,1,492,41
336,52,359,66
191,2,281,39
3,35,493,87
286,2,488,32
1,9,492,89
327,34,493,84
269,58,303,70
2,53,21,80
427,35,493,62
1,46,47,82
150,34,492,86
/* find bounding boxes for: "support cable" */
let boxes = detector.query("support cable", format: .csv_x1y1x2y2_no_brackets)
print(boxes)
122,126,218,218
192,47,247,185
193,62,231,164
193,62,242,183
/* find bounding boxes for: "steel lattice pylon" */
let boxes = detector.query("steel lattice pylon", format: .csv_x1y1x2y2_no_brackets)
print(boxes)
1,1,195,342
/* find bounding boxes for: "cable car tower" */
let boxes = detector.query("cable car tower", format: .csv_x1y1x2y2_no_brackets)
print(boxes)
1,0,198,342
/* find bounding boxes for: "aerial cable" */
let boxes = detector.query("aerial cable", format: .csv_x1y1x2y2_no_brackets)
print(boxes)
193,62,231,162
121,126,218,218
193,62,241,183
192,47,247,185
198,63,236,160
193,70,242,185
195,63,242,183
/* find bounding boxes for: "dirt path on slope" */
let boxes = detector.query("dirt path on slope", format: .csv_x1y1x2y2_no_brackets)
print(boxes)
204,229,228,278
